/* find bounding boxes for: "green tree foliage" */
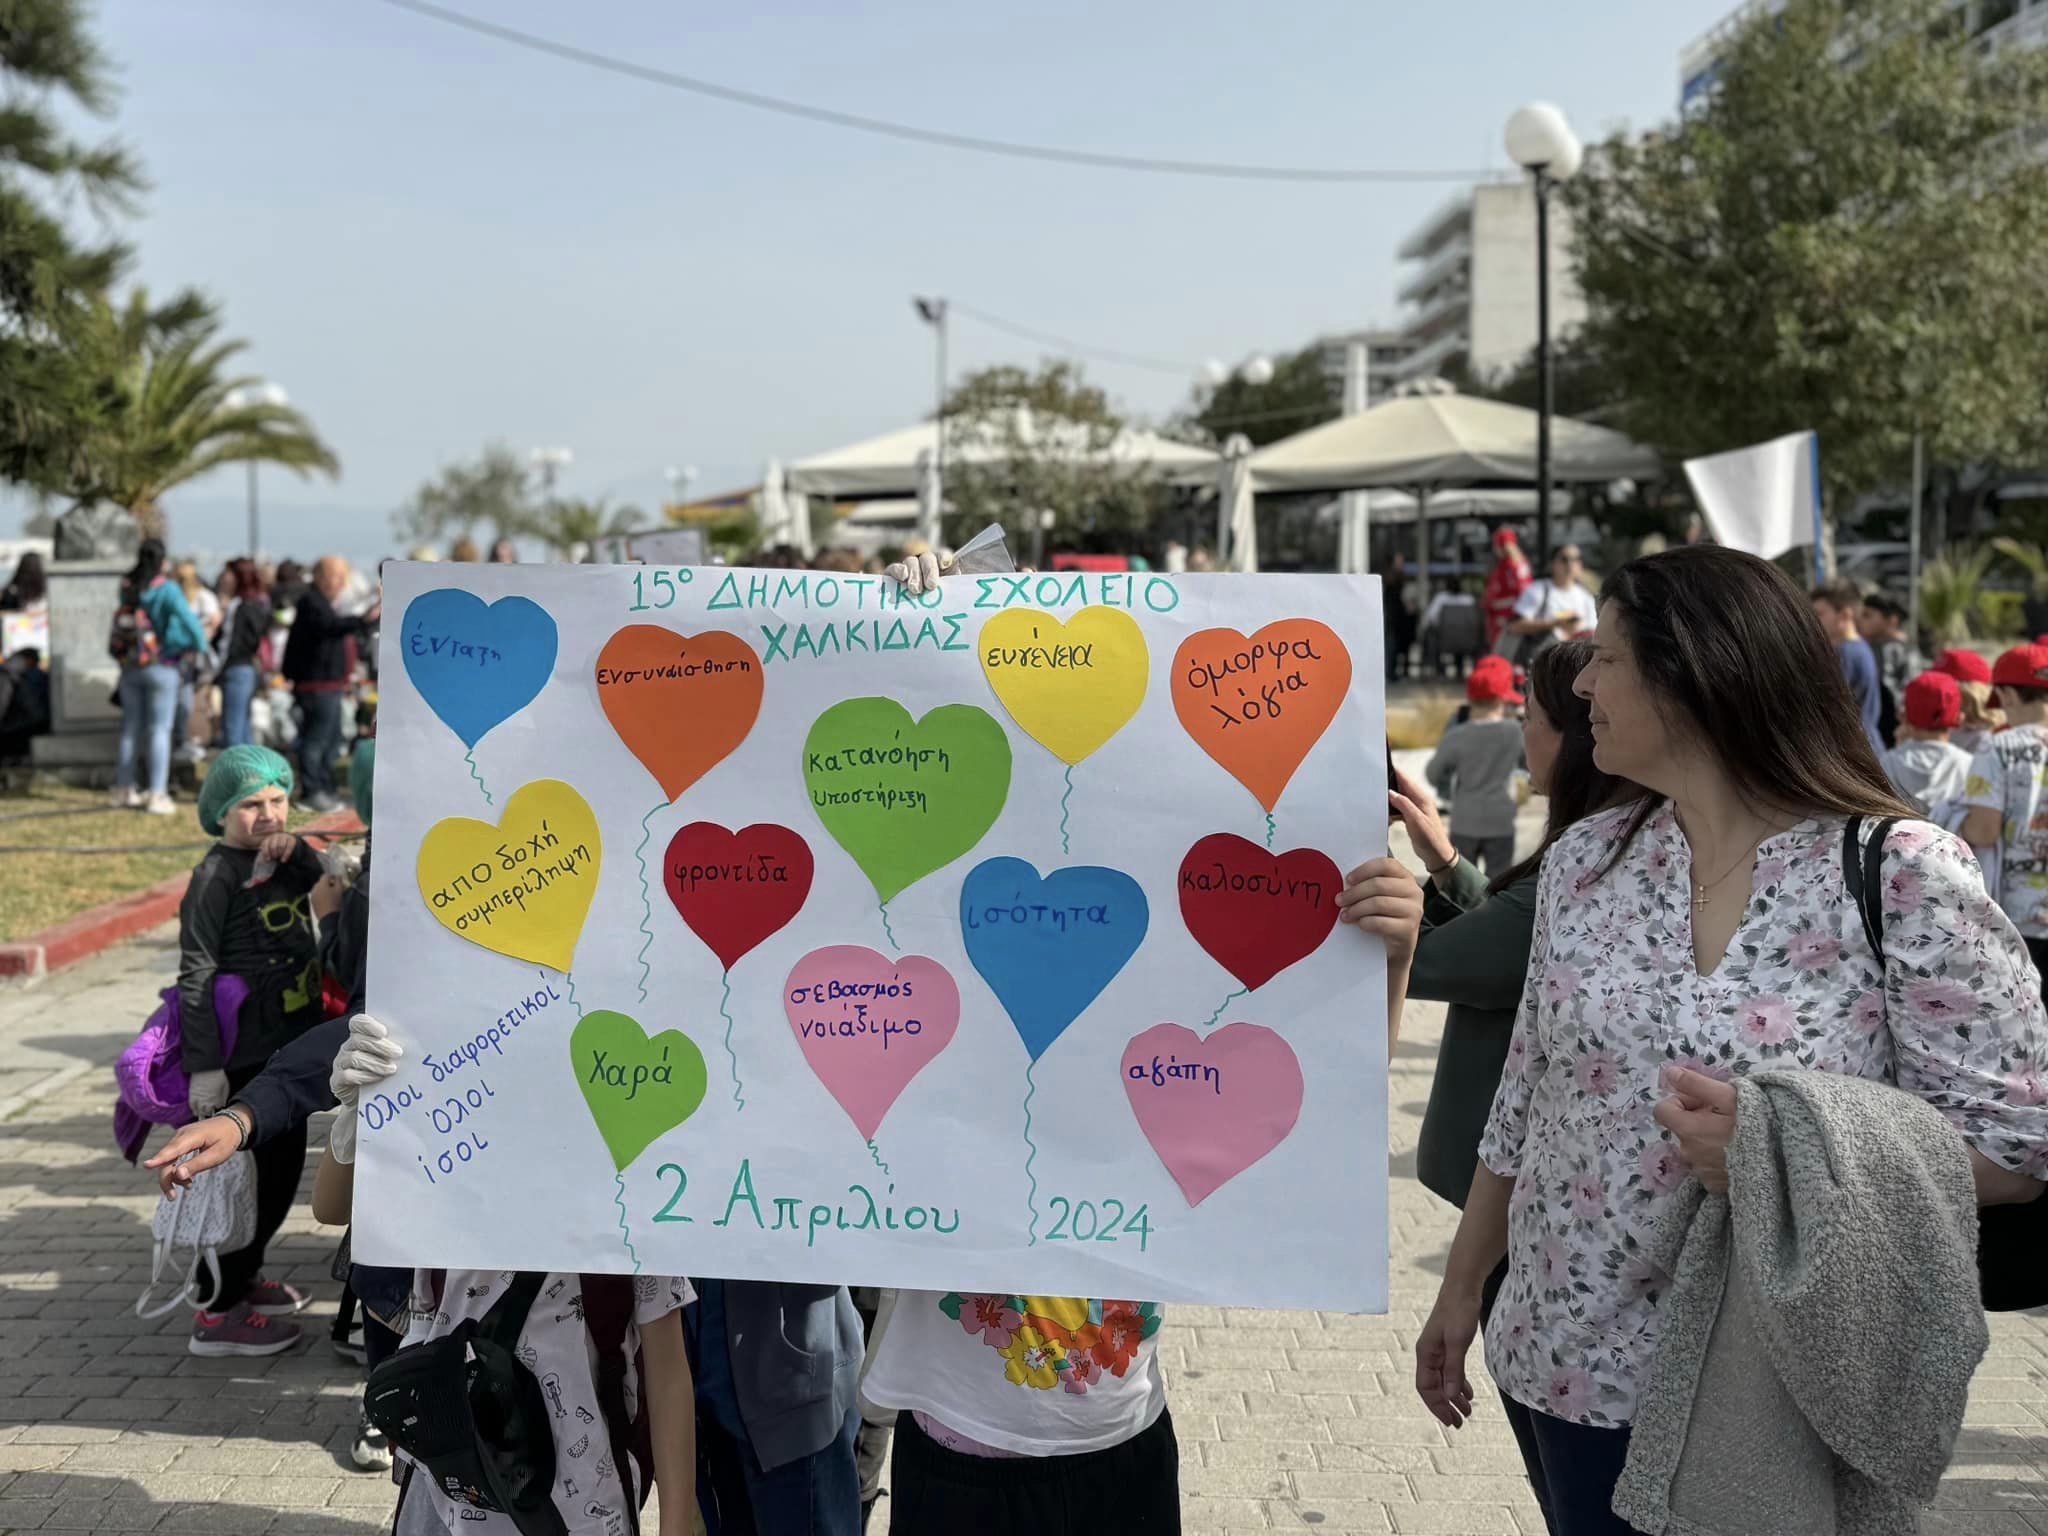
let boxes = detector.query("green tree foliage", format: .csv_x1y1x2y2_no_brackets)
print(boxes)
526,496,645,559
59,288,339,523
1564,0,2048,514
1183,345,1340,448
0,0,145,489
393,444,537,547
940,361,1165,550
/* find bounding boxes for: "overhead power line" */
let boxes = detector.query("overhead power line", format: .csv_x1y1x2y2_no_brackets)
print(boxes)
951,303,1198,377
365,0,1497,185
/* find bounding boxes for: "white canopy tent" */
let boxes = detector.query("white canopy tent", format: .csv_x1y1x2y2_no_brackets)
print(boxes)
784,410,1220,501
1247,386,1660,572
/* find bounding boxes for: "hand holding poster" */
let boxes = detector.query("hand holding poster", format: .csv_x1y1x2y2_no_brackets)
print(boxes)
358,563,1389,1311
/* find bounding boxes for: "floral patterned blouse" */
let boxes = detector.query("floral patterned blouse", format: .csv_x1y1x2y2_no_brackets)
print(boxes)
1477,802,2048,1428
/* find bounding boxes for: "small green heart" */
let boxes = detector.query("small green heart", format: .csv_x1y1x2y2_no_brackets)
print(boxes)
571,1010,708,1172
804,698,1013,904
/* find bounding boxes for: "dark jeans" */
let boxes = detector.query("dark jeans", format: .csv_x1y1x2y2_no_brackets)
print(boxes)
1479,1260,1551,1533
294,687,344,799
211,1063,308,1311
1504,1402,1639,1536
1452,832,1517,881
888,1407,1180,1536
697,1398,861,1536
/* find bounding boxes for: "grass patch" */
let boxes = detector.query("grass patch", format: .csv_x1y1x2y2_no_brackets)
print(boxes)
0,781,325,943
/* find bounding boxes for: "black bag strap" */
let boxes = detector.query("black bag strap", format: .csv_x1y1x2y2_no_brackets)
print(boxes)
1841,815,1899,963
479,1270,548,1354
581,1275,648,1536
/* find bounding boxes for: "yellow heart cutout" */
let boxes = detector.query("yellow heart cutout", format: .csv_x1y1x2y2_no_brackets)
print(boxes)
417,779,603,972
977,607,1149,766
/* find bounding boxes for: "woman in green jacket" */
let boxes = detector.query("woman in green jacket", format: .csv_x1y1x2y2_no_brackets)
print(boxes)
1395,636,1624,1219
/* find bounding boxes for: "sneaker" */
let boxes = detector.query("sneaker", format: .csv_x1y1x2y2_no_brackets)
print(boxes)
331,1324,366,1367
109,786,143,809
244,1276,309,1317
142,792,177,816
189,1302,302,1358
351,1407,393,1472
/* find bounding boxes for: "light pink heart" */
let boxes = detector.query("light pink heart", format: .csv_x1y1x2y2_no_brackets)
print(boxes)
784,945,959,1141
1122,1022,1304,1207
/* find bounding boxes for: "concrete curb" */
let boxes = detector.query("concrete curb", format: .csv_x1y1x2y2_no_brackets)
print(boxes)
0,809,365,982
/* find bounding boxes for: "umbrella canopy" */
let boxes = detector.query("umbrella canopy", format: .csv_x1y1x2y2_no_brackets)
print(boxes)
1357,487,1571,525
1247,388,1659,493
786,408,1219,498
1219,435,1256,573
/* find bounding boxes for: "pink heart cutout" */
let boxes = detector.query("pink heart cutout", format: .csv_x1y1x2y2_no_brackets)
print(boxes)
1122,1022,1304,1207
785,946,960,1141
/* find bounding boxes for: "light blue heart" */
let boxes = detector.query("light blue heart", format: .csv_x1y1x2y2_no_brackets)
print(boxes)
400,590,559,749
961,857,1149,1061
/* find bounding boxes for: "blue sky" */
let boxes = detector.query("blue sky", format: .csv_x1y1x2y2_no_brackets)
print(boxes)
46,0,1731,564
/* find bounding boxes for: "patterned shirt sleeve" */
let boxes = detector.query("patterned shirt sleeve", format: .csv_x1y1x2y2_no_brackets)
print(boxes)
1878,823,2048,1176
1476,851,1557,1179
633,1274,695,1327
1963,744,2003,815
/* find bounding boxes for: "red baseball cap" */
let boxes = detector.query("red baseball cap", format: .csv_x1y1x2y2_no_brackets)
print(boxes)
1933,648,1992,685
1468,658,1524,705
1903,671,1962,732
1992,644,2048,690
1492,528,1520,549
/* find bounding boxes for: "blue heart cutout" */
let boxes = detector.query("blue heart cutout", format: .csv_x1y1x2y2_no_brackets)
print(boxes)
961,857,1149,1062
400,590,559,750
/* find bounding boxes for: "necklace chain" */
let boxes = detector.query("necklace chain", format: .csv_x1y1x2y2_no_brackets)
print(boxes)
1688,828,1772,909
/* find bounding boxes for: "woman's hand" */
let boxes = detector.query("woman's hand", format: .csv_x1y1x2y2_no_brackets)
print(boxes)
1653,1065,1738,1195
1389,768,1456,874
258,832,298,865
1338,857,1425,972
145,1112,244,1197
1415,1286,1483,1428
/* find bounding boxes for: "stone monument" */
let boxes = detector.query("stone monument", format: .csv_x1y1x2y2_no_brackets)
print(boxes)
32,504,140,781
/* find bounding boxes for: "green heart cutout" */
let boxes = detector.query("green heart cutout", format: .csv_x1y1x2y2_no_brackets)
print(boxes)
570,1010,709,1172
804,698,1013,904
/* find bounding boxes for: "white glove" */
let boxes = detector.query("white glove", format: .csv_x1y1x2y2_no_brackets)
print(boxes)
187,1069,230,1119
328,1013,404,1165
884,550,945,595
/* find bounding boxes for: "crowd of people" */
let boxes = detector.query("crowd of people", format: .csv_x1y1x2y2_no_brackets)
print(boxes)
49,533,2048,1535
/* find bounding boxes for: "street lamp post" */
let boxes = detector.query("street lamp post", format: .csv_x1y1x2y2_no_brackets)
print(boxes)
1505,102,1583,567
224,381,288,556
913,297,948,545
665,464,698,514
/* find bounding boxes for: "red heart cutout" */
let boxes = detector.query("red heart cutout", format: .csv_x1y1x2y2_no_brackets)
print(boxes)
1178,833,1340,991
664,822,814,971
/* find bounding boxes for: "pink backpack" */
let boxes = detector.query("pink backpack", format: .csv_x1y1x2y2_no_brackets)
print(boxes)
113,978,248,1163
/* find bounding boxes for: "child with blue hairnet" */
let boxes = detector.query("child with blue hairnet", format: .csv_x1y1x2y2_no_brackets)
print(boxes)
176,743,343,1357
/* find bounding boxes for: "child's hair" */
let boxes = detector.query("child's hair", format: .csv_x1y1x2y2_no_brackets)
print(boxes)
1959,680,2004,733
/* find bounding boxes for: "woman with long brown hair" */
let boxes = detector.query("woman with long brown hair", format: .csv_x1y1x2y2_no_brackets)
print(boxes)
1416,546,2048,1534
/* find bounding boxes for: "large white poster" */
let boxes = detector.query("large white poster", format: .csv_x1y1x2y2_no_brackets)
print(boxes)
356,562,1389,1311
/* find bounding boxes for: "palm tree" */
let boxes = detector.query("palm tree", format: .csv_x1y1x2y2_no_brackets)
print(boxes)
526,497,645,561
67,288,339,529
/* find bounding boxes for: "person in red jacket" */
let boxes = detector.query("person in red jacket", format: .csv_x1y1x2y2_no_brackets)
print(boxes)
1481,528,1531,648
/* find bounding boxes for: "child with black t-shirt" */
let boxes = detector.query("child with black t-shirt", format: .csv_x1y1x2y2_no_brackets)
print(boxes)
178,743,340,1356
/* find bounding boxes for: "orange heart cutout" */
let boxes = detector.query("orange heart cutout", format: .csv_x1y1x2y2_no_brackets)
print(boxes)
596,625,765,801
1172,621,1352,813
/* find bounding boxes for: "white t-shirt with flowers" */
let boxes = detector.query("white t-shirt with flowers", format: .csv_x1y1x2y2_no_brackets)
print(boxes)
863,1291,1167,1455
393,1269,691,1536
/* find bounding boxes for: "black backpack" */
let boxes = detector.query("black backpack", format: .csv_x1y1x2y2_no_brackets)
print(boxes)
1843,815,2047,1312
366,1272,651,1536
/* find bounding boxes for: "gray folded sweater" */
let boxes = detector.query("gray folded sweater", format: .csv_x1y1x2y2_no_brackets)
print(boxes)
1612,1069,1987,1536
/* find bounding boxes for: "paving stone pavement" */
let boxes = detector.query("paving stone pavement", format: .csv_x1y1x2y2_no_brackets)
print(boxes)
7,812,2048,1533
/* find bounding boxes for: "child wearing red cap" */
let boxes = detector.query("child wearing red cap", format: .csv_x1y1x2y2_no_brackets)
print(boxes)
1425,659,1525,879
1962,644,2048,983
1882,671,1972,826
1933,648,2003,754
